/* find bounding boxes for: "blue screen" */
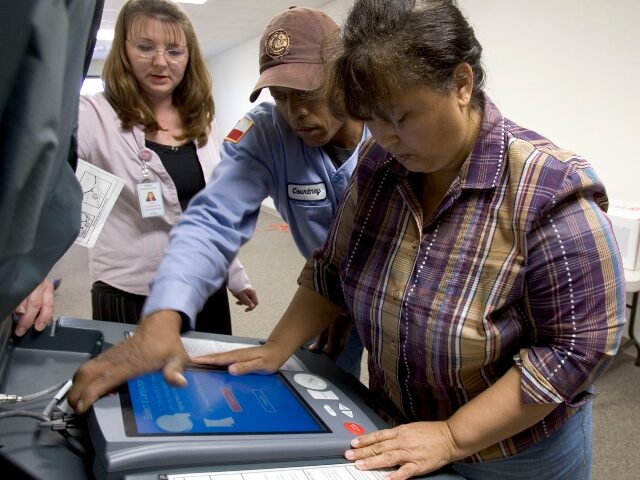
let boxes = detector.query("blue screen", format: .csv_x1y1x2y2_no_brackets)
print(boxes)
121,368,327,436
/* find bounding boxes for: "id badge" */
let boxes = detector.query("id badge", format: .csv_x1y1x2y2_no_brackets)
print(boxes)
136,181,165,218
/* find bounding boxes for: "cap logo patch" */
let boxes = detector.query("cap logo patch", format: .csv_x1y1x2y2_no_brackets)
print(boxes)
265,29,291,60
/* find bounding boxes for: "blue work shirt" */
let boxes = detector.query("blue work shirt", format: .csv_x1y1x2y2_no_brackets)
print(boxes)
143,102,368,324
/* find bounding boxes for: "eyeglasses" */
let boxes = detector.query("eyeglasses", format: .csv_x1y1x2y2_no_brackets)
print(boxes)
128,40,189,64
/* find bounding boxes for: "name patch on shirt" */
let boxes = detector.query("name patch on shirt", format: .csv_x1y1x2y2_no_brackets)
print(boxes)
224,118,254,143
288,183,327,201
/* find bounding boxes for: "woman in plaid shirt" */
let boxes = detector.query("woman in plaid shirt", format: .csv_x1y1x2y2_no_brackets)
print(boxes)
197,1,626,478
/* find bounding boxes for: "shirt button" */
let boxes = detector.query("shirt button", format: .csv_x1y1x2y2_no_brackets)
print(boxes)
333,174,340,182
392,290,401,300
411,240,418,249
389,340,397,352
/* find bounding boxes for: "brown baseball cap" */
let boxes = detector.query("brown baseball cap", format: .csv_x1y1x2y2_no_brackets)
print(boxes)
249,6,339,103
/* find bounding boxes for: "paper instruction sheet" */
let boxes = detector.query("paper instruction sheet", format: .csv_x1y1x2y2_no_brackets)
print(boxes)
75,159,125,248
162,462,395,480
181,337,306,372
123,334,306,372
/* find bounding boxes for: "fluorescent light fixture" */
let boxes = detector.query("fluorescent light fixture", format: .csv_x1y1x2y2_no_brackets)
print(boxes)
97,29,114,41
177,0,208,4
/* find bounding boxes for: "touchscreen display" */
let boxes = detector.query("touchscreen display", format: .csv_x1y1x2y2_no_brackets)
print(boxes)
120,367,328,436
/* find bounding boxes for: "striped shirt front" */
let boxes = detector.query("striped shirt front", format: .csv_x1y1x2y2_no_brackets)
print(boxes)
301,97,626,461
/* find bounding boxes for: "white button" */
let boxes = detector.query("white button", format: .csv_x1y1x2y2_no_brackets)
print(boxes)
293,373,328,390
324,405,337,416
308,390,339,400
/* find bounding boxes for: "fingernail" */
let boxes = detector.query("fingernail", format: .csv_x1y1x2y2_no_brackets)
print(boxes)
355,460,366,469
15,327,26,337
76,400,84,413
345,450,354,460
351,438,360,447
176,372,187,384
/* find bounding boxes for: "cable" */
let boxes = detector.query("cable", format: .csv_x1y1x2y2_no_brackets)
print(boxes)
58,430,87,456
42,380,73,418
0,380,67,405
0,379,89,459
17,380,67,402
0,410,49,422
37,411,88,457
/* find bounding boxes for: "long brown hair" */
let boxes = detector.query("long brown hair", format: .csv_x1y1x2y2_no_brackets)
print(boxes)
103,0,213,146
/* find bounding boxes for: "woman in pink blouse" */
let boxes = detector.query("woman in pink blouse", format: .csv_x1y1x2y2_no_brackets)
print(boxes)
78,0,257,333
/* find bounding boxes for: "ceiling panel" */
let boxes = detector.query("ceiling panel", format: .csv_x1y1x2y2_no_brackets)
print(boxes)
93,0,332,61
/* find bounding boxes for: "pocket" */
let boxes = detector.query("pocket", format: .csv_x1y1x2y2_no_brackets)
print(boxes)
288,201,334,239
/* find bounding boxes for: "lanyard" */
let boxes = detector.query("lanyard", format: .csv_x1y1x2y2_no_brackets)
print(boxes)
138,148,154,182
136,147,164,217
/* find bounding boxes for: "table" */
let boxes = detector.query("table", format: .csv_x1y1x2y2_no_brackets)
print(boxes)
622,269,640,365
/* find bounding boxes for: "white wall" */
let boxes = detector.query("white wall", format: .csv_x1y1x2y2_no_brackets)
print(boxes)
458,0,640,204
210,0,640,204
208,38,259,137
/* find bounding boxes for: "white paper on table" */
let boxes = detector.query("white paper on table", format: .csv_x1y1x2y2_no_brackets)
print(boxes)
163,462,395,480
74,159,125,248
182,337,306,372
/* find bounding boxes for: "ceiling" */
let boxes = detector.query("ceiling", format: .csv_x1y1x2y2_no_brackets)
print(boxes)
94,0,332,61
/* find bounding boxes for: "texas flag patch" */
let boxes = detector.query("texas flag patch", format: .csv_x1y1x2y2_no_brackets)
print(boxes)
224,118,254,143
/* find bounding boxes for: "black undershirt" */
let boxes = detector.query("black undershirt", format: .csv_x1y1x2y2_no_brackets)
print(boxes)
142,139,230,334
322,143,354,168
145,139,204,211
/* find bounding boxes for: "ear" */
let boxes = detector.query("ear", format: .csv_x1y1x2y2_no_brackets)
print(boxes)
453,63,474,107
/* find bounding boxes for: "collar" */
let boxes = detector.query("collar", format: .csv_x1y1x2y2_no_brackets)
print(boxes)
458,95,507,190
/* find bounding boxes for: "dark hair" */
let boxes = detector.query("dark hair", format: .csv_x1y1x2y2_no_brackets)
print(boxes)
103,0,214,146
329,0,485,120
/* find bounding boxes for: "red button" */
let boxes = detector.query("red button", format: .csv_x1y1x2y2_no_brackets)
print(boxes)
343,422,365,436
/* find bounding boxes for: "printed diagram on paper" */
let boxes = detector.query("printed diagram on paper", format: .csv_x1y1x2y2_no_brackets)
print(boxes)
164,463,395,480
75,159,125,248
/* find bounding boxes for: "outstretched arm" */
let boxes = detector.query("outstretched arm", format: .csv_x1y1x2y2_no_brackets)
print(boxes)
68,311,189,414
193,285,344,375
